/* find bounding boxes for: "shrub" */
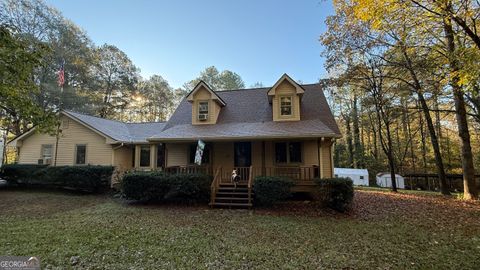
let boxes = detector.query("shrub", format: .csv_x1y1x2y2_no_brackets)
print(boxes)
121,171,170,201
253,176,294,206
314,178,354,212
0,164,114,193
166,173,211,203
0,164,48,185
121,172,211,203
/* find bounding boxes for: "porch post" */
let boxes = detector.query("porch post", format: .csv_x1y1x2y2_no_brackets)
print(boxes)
318,138,324,179
134,145,140,168
261,141,266,175
150,144,156,169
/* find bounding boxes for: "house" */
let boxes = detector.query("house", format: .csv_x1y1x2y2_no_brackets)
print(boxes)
376,173,405,189
9,74,341,205
334,168,369,186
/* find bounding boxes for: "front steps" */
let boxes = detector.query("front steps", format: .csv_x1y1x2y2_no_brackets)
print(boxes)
210,183,253,208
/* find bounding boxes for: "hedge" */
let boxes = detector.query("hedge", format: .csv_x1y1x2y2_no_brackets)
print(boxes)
253,176,294,206
121,172,211,203
314,178,354,212
0,164,114,193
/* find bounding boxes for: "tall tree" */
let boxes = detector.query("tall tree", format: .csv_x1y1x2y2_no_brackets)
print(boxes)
183,66,245,91
91,44,139,118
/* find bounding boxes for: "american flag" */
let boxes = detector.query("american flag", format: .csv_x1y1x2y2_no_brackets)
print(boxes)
57,60,65,87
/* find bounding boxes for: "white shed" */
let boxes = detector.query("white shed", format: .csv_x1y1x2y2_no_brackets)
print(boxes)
334,168,369,186
376,173,405,189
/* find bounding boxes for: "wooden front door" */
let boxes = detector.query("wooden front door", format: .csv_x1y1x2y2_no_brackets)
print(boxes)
234,142,251,181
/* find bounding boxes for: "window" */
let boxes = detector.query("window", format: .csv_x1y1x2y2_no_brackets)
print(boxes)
41,144,53,163
360,176,364,180
275,142,302,164
280,96,293,116
157,144,165,168
189,143,210,164
140,145,151,167
75,144,86,165
198,101,209,120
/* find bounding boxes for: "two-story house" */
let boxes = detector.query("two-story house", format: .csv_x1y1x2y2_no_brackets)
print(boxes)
9,74,341,204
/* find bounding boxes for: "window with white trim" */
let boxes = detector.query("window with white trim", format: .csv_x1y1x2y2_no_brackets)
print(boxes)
198,101,209,120
280,96,293,116
41,144,53,163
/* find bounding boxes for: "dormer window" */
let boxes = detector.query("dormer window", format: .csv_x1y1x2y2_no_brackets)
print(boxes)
280,96,293,116
198,101,209,121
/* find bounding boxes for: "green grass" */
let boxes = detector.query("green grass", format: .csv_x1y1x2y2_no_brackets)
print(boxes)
0,189,479,269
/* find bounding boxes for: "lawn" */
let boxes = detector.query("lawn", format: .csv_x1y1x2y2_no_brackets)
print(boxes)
0,188,479,269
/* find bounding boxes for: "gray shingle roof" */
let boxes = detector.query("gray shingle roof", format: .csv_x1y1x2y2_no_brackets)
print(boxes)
151,83,340,141
63,110,165,143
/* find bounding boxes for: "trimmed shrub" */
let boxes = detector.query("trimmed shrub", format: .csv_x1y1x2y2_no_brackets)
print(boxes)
166,173,211,203
0,164,48,185
314,178,354,212
0,164,114,193
121,172,211,203
253,176,294,206
121,171,170,201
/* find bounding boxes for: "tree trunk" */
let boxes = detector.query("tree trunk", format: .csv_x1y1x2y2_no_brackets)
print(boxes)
444,14,478,200
352,94,363,168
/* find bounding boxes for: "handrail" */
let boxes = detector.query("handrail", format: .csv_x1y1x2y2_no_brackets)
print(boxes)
247,165,253,206
210,166,221,206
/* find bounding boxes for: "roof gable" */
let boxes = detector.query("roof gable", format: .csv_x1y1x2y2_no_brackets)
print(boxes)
267,74,305,96
186,81,226,107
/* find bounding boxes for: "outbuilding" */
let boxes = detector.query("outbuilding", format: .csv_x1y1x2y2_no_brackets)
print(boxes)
334,168,369,186
376,173,405,189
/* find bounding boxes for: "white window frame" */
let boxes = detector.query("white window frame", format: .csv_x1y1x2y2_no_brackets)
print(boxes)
41,144,53,163
279,96,293,116
198,100,209,120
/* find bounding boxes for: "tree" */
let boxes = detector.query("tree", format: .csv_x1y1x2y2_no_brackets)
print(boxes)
131,75,175,122
0,25,56,135
91,44,139,118
183,66,245,91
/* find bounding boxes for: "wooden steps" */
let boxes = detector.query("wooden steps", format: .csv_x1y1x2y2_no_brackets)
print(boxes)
210,183,253,208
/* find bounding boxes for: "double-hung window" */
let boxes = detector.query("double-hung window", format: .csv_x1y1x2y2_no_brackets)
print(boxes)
280,96,293,116
75,144,86,165
140,145,151,167
41,144,53,164
198,101,209,120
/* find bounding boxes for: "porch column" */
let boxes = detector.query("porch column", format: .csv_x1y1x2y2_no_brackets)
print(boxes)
134,145,140,168
150,144,156,169
318,138,324,179
261,141,266,175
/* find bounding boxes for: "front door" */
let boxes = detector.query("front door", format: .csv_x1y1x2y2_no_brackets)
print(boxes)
234,142,251,181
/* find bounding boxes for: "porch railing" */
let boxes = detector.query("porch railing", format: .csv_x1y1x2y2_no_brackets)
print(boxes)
164,165,212,175
210,166,222,206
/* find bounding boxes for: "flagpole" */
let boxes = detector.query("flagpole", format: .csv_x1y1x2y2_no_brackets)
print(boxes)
53,59,65,166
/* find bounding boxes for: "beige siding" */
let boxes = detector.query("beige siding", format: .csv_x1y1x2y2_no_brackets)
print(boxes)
321,139,333,178
113,146,133,170
166,143,188,166
303,140,319,166
272,80,301,122
212,142,234,169
18,133,56,164
191,86,222,125
18,115,113,166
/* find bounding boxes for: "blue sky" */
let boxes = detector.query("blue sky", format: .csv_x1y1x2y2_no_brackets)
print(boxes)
45,0,334,89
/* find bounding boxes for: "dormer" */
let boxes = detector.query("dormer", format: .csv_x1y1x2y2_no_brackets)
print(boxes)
186,81,226,125
268,74,305,121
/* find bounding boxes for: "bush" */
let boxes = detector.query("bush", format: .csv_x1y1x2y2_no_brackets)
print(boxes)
0,164,48,185
253,176,294,206
121,172,211,203
314,178,354,212
0,164,114,193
